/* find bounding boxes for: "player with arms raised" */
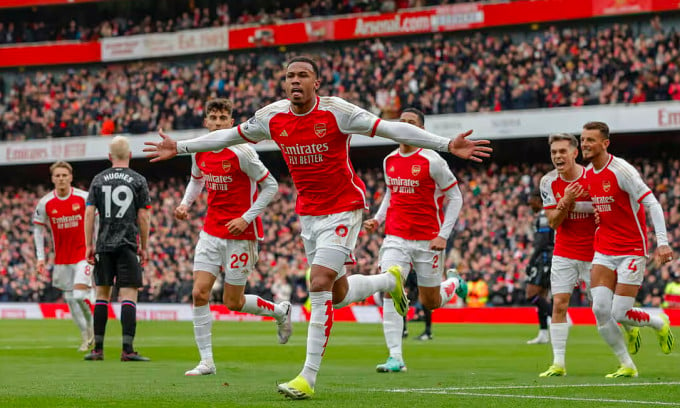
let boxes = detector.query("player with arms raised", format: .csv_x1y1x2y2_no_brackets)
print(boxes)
145,56,491,399
538,133,596,377
174,98,290,377
582,121,674,378
33,161,94,352
364,108,467,373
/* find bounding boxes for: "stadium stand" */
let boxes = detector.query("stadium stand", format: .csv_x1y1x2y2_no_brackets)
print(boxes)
2,16,680,141
0,0,498,45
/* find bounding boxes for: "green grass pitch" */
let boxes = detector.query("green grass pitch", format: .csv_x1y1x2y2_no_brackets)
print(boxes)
1,319,678,407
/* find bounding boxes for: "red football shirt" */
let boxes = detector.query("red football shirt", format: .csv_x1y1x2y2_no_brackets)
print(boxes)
192,145,269,240
585,155,651,256
237,96,380,216
540,167,596,261
33,187,88,264
383,148,458,241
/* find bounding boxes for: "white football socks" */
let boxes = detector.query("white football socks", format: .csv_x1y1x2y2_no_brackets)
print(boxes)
382,298,404,362
192,304,214,364
300,291,333,389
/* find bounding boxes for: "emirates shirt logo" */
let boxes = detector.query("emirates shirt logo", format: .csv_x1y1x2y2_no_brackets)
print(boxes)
602,180,611,192
222,161,231,173
411,165,421,176
314,123,327,138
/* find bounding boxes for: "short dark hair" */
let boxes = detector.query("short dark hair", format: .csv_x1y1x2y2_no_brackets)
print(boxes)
205,98,233,116
583,121,610,139
401,107,425,126
548,133,578,148
286,56,320,78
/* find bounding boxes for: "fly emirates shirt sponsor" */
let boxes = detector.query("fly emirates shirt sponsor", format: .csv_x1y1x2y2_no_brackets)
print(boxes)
586,155,652,257
237,96,381,216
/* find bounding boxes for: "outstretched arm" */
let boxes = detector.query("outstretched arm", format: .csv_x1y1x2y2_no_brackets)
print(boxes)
144,128,246,162
375,120,492,162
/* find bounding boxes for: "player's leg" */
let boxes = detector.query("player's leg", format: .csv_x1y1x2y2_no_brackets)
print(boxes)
417,308,433,340
590,254,637,377
73,261,95,352
374,258,410,373
54,264,88,348
332,235,407,314
223,240,291,344
85,253,114,360
610,256,674,354
540,256,576,376
279,211,364,399
185,270,217,376
526,284,550,344
187,230,225,373
117,247,149,362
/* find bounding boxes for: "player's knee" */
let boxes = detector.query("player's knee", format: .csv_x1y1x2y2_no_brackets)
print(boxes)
72,289,89,301
223,296,244,311
591,297,612,323
421,297,439,311
192,287,210,305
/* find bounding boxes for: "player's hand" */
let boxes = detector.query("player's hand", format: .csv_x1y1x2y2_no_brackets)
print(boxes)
143,128,178,162
174,204,189,220
430,236,447,250
448,130,492,163
363,219,379,233
227,217,248,236
36,260,45,274
138,248,149,267
86,246,96,265
654,245,673,265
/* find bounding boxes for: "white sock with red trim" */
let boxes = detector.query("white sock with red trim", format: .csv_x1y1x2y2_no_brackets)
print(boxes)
439,277,459,308
240,295,285,319
300,291,333,388
612,295,664,330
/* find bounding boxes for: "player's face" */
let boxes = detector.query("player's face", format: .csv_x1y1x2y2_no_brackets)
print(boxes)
549,139,577,174
399,112,424,129
580,129,609,162
284,62,320,106
204,109,234,132
51,167,72,190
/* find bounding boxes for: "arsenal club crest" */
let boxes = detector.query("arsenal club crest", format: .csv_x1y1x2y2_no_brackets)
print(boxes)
314,123,327,138
602,180,611,192
222,160,231,173
411,165,421,176
72,203,80,212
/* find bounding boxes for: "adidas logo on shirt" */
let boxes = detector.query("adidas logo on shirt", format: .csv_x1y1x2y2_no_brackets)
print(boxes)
280,130,288,137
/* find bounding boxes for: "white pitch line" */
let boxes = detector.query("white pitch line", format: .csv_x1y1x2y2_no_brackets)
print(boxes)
388,381,680,392
444,391,680,406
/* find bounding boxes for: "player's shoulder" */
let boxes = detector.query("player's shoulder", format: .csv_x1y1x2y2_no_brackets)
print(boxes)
609,155,641,179
73,187,89,200
230,144,259,161
540,169,559,185
318,96,356,113
417,148,446,163
255,99,290,119
385,148,400,159
36,191,54,206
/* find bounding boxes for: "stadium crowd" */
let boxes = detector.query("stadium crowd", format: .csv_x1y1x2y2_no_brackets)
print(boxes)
0,0,488,45
3,17,680,142
1,159,678,307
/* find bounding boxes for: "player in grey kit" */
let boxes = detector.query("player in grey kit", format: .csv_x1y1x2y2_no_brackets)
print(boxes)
84,136,151,361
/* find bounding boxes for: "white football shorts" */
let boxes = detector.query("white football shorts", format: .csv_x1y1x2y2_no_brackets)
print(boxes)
193,230,258,286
